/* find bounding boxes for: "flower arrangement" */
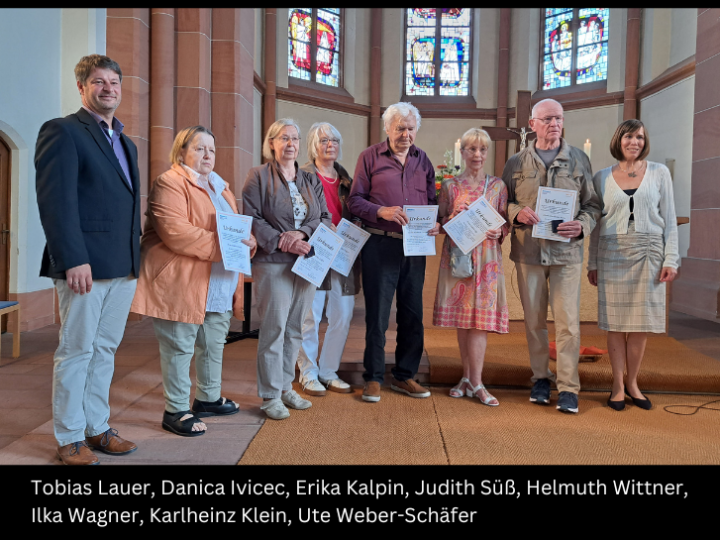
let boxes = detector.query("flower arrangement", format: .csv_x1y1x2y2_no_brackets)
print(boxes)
435,149,461,198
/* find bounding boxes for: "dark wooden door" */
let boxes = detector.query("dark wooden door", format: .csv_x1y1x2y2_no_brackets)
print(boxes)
0,139,11,332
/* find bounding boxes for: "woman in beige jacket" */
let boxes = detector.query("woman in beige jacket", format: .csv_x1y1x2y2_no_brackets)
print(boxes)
132,126,256,436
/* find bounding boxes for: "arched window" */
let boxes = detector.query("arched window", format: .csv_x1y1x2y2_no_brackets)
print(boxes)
404,8,472,97
288,8,341,87
542,8,610,90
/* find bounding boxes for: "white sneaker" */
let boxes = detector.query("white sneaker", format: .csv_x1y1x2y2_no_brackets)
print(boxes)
281,390,312,410
320,377,352,394
301,378,327,396
260,398,290,420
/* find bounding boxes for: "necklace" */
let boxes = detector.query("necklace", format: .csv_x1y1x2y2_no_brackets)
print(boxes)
315,166,338,184
618,160,643,178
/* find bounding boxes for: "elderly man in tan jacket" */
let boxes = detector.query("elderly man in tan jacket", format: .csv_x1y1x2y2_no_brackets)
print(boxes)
502,99,601,414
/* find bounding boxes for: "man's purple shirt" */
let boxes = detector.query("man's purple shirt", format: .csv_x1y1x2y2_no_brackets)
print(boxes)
82,106,133,190
347,139,436,233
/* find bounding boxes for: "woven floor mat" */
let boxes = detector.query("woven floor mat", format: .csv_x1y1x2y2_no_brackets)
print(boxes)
239,386,720,465
426,328,720,393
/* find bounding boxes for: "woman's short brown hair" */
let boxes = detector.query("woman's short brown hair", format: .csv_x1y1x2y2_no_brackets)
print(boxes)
169,126,215,166
609,119,650,161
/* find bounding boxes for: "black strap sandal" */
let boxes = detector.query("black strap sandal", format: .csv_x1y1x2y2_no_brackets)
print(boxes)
162,410,206,437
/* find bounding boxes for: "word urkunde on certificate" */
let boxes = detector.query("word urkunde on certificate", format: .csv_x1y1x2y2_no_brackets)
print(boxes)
292,223,345,287
402,205,439,256
331,218,370,277
216,212,253,275
532,186,577,243
443,197,506,255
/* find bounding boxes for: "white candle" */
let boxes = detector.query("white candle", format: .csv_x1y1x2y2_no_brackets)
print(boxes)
584,139,592,160
454,139,461,168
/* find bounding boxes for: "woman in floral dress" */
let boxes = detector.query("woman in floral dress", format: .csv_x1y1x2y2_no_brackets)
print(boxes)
433,128,510,406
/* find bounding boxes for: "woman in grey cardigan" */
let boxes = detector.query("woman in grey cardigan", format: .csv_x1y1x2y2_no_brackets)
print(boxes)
297,122,361,396
587,119,679,411
242,119,332,420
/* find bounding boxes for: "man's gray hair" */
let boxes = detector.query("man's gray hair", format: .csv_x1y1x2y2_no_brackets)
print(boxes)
262,118,302,161
306,122,343,162
531,98,563,119
382,102,422,133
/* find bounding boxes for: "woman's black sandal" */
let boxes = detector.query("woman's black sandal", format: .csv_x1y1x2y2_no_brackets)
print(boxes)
162,410,207,437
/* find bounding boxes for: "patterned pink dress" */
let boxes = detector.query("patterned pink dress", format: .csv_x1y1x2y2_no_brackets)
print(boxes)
432,175,510,333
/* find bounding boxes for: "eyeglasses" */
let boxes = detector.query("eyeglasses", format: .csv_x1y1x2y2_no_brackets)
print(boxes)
534,116,564,125
273,136,300,144
462,146,488,155
319,138,340,146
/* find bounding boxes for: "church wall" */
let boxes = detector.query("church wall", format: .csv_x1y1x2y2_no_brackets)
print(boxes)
276,101,368,174
641,77,696,258
0,8,108,331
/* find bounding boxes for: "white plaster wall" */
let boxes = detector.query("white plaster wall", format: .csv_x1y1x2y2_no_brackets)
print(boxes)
0,9,107,295
640,77,695,258
508,8,540,109
563,105,624,174
475,9,498,109
606,8,627,94
276,101,368,174
380,9,403,106
414,118,497,176
670,9,697,66
276,8,290,89
348,9,371,106
641,8,672,86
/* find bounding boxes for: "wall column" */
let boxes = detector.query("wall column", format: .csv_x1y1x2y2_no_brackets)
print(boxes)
176,9,212,129
494,8,511,178
623,8,642,120
211,8,255,205
671,9,720,321
368,8,382,146
150,8,175,190
262,8,277,155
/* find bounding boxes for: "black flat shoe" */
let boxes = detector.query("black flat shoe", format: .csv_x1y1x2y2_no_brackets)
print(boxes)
607,395,626,411
625,389,652,410
162,411,206,437
192,397,240,417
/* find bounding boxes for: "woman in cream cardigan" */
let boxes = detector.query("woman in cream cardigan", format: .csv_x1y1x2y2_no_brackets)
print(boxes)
587,119,678,411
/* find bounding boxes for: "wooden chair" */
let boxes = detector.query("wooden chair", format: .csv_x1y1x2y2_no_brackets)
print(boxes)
0,301,20,362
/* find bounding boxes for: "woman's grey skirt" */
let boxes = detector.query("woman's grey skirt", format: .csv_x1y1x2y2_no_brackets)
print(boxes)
597,222,666,333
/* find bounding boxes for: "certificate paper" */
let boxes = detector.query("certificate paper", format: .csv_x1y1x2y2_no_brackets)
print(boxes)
291,223,345,287
331,218,370,277
443,197,506,255
216,212,253,275
402,205,439,256
532,186,577,243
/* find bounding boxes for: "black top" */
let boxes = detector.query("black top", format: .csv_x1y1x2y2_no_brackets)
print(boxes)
624,188,637,221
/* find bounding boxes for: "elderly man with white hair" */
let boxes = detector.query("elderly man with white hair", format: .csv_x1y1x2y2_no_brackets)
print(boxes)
501,98,601,414
348,102,440,403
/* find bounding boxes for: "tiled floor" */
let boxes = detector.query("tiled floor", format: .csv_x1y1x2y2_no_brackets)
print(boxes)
0,307,718,465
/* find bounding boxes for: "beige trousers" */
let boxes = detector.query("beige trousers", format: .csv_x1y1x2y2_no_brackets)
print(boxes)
515,262,582,394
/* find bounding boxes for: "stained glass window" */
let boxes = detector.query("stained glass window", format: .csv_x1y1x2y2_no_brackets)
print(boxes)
288,8,341,87
405,8,472,97
542,8,609,90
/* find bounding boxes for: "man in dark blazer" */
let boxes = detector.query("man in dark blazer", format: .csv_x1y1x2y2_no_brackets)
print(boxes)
35,55,141,465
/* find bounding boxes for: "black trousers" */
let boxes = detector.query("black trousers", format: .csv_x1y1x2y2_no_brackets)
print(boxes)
361,234,426,382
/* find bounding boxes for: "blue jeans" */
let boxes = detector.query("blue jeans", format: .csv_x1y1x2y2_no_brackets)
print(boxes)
361,234,426,382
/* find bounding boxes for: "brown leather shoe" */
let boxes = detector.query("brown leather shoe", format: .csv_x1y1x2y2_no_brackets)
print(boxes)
391,377,431,398
362,381,381,402
86,428,137,456
57,441,99,466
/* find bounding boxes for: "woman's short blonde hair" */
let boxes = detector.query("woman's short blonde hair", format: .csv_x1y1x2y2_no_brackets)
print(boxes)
609,119,650,161
306,122,343,162
262,118,302,161
460,128,491,151
169,126,215,166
